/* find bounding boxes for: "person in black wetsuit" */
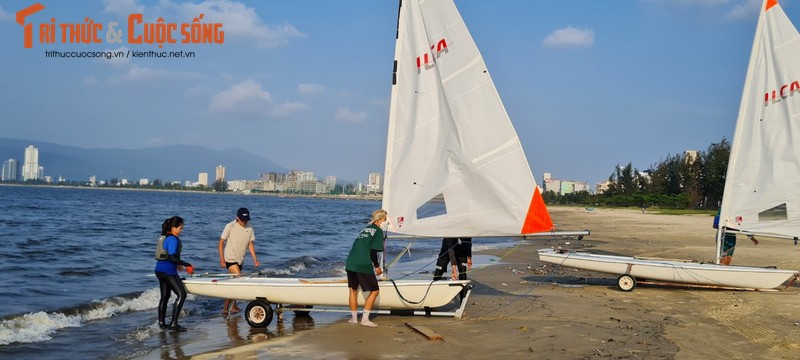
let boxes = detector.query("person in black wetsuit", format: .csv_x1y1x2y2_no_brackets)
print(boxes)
433,237,472,279
154,216,194,331
433,237,472,301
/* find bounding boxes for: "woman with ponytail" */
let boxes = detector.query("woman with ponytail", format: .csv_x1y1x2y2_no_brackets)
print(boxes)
154,216,193,331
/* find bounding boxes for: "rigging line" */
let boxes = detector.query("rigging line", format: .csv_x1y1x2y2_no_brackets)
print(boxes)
388,240,461,281
458,239,526,277
385,239,417,271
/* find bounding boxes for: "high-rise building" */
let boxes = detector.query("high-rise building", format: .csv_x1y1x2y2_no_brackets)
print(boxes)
22,145,39,181
215,165,226,182
367,172,382,193
198,172,208,186
2,159,18,182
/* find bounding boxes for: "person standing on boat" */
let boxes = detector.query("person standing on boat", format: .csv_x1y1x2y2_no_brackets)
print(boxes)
433,237,472,284
154,216,193,331
218,207,260,314
345,209,387,327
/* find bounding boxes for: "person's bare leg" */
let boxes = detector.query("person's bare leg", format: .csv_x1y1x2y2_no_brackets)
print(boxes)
224,264,242,313
348,288,359,323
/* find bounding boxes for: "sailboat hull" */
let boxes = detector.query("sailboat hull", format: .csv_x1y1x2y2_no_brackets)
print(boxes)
183,276,470,309
538,248,797,290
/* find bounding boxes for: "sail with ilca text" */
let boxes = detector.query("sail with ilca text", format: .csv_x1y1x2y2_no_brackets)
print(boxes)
719,0,800,240
381,0,553,238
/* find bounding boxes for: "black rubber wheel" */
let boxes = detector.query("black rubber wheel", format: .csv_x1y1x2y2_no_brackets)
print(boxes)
617,274,636,292
244,300,274,328
292,305,313,316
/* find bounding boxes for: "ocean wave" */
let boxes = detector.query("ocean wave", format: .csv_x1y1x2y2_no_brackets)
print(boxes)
0,288,181,346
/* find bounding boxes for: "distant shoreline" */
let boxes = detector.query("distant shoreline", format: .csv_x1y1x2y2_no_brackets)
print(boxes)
0,183,382,201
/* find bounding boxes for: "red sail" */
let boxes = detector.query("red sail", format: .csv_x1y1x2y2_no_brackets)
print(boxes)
521,187,554,234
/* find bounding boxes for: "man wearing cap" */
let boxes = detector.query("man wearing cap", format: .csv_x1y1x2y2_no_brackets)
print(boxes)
218,207,260,314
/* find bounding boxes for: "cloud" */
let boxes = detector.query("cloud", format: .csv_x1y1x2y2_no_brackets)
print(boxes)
723,0,761,20
167,0,307,48
297,83,325,94
334,107,367,123
107,65,178,83
209,79,305,118
0,6,10,21
103,0,145,16
185,84,214,97
209,79,272,112
271,102,307,117
542,26,595,48
640,0,760,20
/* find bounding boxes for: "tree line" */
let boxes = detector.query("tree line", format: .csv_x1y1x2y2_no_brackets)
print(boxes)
543,138,731,209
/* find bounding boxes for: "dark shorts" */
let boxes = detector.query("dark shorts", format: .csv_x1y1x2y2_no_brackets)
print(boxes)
346,270,379,292
226,262,243,270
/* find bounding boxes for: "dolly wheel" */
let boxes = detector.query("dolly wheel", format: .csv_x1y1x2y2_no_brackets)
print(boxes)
617,274,636,292
245,300,274,328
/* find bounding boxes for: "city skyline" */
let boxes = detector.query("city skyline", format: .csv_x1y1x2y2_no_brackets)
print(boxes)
1,143,382,188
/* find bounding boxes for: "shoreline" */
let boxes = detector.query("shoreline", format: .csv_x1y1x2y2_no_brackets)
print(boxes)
144,206,800,359
0,183,382,201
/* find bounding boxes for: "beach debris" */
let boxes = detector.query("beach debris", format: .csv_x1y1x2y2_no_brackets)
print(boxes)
404,323,443,341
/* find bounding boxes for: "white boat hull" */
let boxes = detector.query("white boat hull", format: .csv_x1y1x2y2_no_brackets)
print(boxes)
183,275,470,309
538,248,798,290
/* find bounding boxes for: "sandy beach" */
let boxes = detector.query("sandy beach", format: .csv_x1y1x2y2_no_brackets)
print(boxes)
146,206,800,359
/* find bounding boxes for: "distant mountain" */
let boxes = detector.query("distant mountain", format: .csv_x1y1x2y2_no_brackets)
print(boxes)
0,137,287,182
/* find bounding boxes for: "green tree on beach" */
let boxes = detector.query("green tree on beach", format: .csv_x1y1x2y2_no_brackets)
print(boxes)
545,138,730,210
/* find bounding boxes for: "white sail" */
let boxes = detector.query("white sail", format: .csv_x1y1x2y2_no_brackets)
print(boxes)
382,0,553,238
720,0,800,240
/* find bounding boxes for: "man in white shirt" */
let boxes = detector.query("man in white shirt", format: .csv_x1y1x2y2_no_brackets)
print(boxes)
218,207,260,314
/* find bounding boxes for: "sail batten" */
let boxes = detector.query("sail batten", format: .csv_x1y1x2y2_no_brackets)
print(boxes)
382,0,552,238
720,0,800,240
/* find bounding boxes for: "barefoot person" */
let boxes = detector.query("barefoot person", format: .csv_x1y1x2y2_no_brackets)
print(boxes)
345,209,387,327
218,207,260,314
154,216,193,331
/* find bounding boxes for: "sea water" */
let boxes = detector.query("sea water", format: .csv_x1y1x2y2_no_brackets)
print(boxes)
0,185,509,359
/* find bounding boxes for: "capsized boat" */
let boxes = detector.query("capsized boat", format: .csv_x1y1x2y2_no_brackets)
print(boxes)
538,248,798,291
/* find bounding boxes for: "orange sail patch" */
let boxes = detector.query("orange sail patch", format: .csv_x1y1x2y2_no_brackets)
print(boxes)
766,0,778,11
521,187,554,234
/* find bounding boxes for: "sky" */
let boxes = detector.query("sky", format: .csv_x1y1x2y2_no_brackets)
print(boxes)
0,0,796,187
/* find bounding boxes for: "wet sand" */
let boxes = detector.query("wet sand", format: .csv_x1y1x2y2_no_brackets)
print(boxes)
147,206,800,359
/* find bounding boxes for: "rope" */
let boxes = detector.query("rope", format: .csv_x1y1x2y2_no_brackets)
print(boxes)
385,239,416,271
383,239,523,303
387,278,440,305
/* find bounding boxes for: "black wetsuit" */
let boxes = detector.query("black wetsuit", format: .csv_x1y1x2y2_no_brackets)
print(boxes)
154,235,191,330
433,237,472,281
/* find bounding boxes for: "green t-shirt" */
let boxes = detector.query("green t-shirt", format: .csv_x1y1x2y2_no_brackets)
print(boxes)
345,224,384,274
